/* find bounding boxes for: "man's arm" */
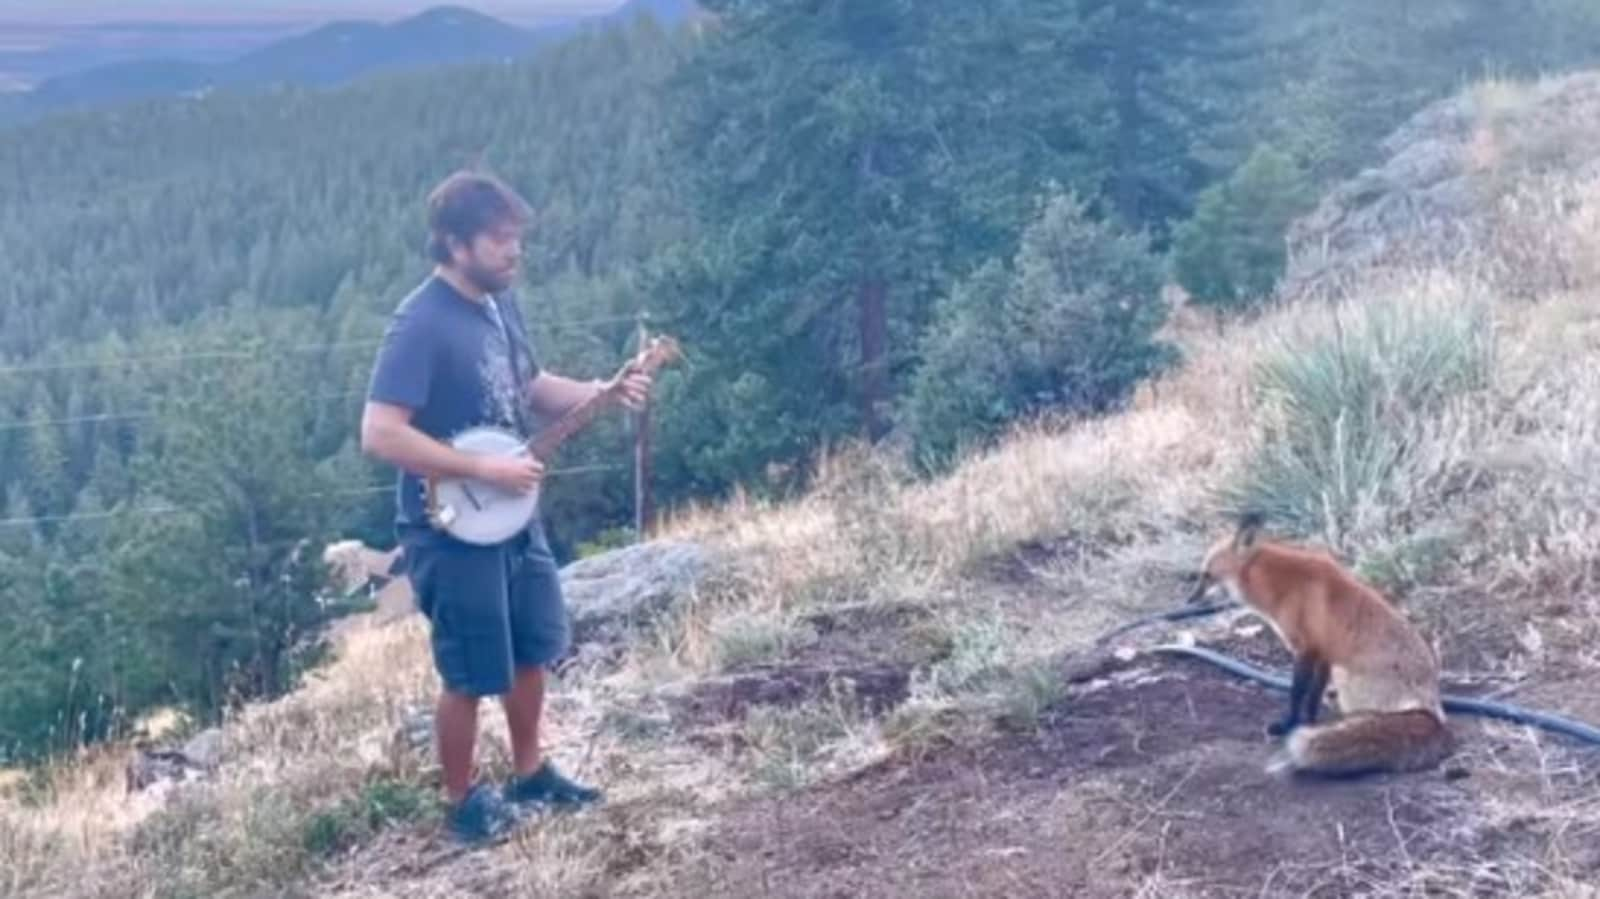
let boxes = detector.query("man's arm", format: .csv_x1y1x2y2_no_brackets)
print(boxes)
360,401,485,480
525,371,602,419
361,401,544,491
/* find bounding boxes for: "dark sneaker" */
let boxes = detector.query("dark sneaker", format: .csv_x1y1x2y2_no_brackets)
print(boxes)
447,781,523,846
503,761,603,810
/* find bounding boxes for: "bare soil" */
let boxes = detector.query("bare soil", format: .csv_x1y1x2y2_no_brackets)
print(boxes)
315,568,1600,899
654,625,1600,898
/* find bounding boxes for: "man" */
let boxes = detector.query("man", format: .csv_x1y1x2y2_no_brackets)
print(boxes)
360,169,650,844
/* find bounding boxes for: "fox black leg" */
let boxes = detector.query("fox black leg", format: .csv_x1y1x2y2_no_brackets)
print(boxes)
1268,654,1318,737
1300,660,1330,725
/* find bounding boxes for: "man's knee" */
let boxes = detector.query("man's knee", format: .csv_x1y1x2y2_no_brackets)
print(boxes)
439,685,486,707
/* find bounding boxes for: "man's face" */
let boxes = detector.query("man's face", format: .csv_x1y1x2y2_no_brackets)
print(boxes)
453,221,524,293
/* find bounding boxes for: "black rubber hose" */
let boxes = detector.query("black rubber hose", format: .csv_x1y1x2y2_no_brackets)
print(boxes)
1092,601,1234,647
1149,643,1600,746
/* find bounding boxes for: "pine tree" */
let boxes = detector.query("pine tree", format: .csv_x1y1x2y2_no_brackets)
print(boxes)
904,187,1176,467
1076,0,1266,235
654,0,1117,495
21,393,73,524
1173,144,1314,310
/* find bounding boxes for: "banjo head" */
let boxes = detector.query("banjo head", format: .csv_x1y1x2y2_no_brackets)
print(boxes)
427,426,541,546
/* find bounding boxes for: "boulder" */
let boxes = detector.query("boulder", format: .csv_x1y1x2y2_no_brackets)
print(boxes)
561,538,717,646
180,727,223,769
123,726,223,794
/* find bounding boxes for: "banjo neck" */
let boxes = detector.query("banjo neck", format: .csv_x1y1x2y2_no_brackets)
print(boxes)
526,389,615,460
523,335,681,462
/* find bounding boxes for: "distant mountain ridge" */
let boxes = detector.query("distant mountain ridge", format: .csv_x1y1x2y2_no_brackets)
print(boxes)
0,1,697,124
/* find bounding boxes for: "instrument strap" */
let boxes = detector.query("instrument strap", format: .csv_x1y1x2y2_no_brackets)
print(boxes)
486,293,534,439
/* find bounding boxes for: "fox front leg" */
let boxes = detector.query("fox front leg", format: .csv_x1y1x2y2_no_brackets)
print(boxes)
1300,660,1331,725
1268,654,1320,737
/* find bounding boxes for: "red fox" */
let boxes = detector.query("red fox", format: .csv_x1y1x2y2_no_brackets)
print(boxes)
1185,512,1453,777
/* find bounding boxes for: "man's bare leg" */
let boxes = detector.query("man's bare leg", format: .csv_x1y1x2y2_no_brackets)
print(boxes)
436,688,481,804
500,663,601,808
501,665,546,778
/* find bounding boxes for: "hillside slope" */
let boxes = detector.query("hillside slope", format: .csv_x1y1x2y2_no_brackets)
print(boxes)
5,72,1600,898
1283,70,1600,301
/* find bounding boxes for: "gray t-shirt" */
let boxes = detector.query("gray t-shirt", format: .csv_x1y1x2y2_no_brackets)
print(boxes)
366,273,541,544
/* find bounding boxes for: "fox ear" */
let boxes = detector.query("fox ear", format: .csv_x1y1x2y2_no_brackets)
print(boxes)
1234,510,1264,550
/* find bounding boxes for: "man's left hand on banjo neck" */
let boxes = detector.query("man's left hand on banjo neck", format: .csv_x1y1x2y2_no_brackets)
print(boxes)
523,366,653,432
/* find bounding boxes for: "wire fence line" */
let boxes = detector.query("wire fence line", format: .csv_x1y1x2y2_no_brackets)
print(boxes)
0,463,626,529
1,307,662,537
0,311,652,378
0,388,370,432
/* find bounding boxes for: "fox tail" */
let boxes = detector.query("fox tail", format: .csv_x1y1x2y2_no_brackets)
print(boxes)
1269,709,1453,778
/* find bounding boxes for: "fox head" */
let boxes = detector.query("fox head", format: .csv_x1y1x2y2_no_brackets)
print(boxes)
1185,511,1265,605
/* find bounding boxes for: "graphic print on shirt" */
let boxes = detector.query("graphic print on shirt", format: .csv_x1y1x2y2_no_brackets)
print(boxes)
477,299,529,435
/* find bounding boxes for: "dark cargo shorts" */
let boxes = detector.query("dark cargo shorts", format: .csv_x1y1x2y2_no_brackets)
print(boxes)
402,528,570,697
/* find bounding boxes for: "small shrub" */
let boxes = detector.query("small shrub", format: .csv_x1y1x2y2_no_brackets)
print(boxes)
576,525,638,560
1353,523,1462,598
301,776,433,858
993,659,1068,734
1173,144,1315,313
710,611,817,670
128,785,312,896
1220,286,1494,548
739,690,878,792
905,187,1176,470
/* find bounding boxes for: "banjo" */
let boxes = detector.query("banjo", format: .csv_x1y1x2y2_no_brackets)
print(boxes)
422,334,682,546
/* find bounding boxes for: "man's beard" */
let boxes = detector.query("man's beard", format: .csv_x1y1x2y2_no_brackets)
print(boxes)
463,259,516,294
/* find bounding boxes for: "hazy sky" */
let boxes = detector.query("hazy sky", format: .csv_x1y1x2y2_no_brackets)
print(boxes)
0,1,620,24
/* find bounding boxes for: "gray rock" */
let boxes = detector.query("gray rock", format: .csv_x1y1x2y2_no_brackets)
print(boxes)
123,725,228,794
561,539,718,645
390,705,436,762
387,702,509,775
180,727,223,770
124,748,206,794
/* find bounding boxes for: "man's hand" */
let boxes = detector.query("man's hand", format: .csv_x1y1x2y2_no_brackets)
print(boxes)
473,453,545,494
613,371,653,412
527,370,654,418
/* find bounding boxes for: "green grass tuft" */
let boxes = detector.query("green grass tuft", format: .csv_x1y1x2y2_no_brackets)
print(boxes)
1221,290,1494,550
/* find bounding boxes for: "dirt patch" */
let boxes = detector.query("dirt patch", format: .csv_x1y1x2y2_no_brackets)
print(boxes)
668,663,911,731
789,600,945,671
655,651,1600,898
680,600,938,729
977,533,1110,587
653,601,935,758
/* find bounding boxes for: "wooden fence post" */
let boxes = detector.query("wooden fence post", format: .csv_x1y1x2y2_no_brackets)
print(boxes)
633,312,654,541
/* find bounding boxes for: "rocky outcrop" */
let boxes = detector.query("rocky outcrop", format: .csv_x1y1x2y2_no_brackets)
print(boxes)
560,539,716,644
1282,71,1600,300
124,727,223,794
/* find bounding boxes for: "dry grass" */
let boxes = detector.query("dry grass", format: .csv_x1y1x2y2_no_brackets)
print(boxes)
6,78,1600,899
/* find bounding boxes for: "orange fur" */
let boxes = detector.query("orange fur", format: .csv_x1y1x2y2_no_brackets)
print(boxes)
1189,516,1452,777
